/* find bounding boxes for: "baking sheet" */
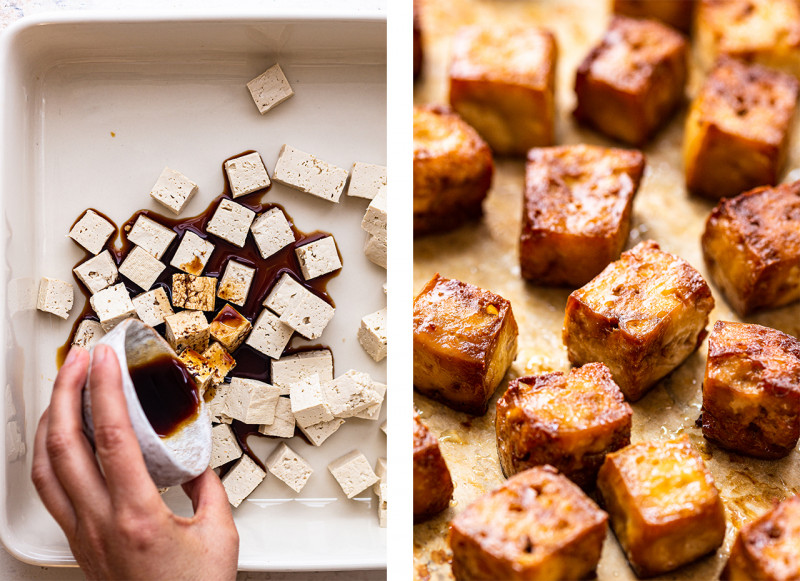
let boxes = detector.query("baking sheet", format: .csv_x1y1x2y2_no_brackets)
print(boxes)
413,1,800,579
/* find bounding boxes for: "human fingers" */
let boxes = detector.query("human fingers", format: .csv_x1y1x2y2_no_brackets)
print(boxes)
181,468,236,527
31,408,77,533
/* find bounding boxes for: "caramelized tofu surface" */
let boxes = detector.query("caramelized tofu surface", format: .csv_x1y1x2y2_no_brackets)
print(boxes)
702,321,800,459
209,304,253,352
724,495,800,581
563,240,714,401
414,274,518,415
413,105,494,235
496,362,632,489
413,412,454,522
575,16,687,146
449,25,557,155
449,465,607,581
521,145,644,286
613,0,695,33
597,437,726,577
684,58,799,200
702,181,800,315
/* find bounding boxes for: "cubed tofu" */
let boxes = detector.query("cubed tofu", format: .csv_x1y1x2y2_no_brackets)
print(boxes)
701,181,800,315
574,15,688,146
377,480,388,528
563,240,714,401
347,162,386,200
597,437,726,577
221,455,266,508
724,494,800,581
496,362,632,489
225,377,281,425
217,259,255,307
449,25,557,155
270,349,334,395
362,186,387,240
246,64,293,115
358,308,387,362
413,105,493,235
298,418,345,447
90,283,137,331
68,209,115,255
224,152,271,198
413,412,454,521
126,214,176,259
132,287,174,327
177,349,214,394
206,382,231,422
289,374,334,428
328,449,379,499
354,380,386,421
172,274,217,311
164,310,209,353
265,442,313,493
258,396,296,438
206,199,256,248
272,144,349,203
170,231,215,276
295,236,342,280
210,423,242,469
279,291,335,340
201,342,236,386
702,321,800,459
521,145,644,286
413,274,518,415
613,0,694,33
73,250,119,294
449,465,608,581
364,233,387,269
72,319,105,349
119,246,165,291
323,370,382,418
245,309,293,359
149,167,198,215
263,272,308,315
209,304,252,352
684,58,799,200
250,207,295,259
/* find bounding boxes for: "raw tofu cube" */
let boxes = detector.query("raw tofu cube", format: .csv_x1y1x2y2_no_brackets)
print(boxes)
290,374,334,428
521,145,644,286
221,455,266,508
684,58,799,200
170,231,215,275
177,349,214,393
164,310,209,353
613,0,694,33
271,349,334,395
377,481,387,528
149,167,198,215
295,236,342,280
210,423,242,469
202,342,236,386
73,250,119,294
413,274,519,415
206,199,256,248
413,105,493,234
171,274,217,311
702,321,800,459
126,214,176,259
328,450,379,499
322,370,382,418
217,260,255,307
263,273,308,315
563,240,714,401
225,377,281,425
245,309,293,359
209,304,252,352
265,443,313,493
358,308,387,362
701,181,800,315
132,287,174,327
574,16,688,146
258,397,295,438
207,383,231,423
374,457,387,494
381,420,387,434
279,291,335,340
364,234,387,269
449,25,557,155
450,465,608,581
413,411,454,521
68,209,115,255
246,64,294,115
353,381,386,421
361,187,387,237
72,319,106,349
298,418,345,447
250,207,295,259
90,283,137,331
347,162,386,200
224,152,271,198
597,437,726,577
119,246,165,291
272,144,349,203
496,362,632,489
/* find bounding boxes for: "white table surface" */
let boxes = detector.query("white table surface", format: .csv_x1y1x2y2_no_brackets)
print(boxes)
0,1,386,579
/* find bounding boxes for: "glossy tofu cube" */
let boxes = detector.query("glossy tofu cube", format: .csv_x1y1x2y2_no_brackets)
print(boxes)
613,0,695,33
209,304,252,352
413,274,518,415
496,362,632,489
563,240,714,401
413,105,493,235
413,412,454,522
684,58,799,200
702,321,800,459
449,466,607,581
521,145,644,286
701,181,800,315
449,25,557,155
597,437,726,577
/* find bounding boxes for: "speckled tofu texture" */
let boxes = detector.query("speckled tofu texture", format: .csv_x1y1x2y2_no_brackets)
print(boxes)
210,423,242,469
361,187,387,237
328,450,379,499
206,199,256,248
224,152,271,198
177,349,214,394
250,207,296,259
225,377,281,425
323,370,383,418
72,319,105,349
358,308,387,362
164,310,209,353
221,455,266,508
89,283,137,331
201,342,236,386
258,397,295,438
245,309,293,359
217,260,255,307
68,209,115,255
263,273,312,315
347,162,386,200
298,417,345,446
246,65,294,115
364,234,387,269
279,291,335,340
119,246,165,291
295,236,342,280
272,144,349,203
126,214,177,259
149,167,198,215
73,250,119,294
209,304,252,352
172,273,217,311
289,374,334,428
132,287,174,327
265,442,313,493
270,349,334,395
170,231,215,275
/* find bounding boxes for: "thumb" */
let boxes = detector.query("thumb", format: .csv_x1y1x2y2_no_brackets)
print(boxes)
182,467,235,524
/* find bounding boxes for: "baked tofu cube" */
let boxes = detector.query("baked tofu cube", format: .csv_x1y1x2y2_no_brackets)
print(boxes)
496,362,632,489
701,181,800,315
613,0,695,33
521,145,644,286
574,16,687,146
449,465,608,581
724,494,800,581
563,240,714,401
684,58,799,200
413,412,454,521
172,274,217,311
209,304,252,352
413,105,493,235
413,274,519,415
449,25,557,155
702,321,800,459
597,437,726,577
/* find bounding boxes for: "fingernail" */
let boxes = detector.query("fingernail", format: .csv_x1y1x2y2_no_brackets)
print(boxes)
64,346,83,367
92,344,108,367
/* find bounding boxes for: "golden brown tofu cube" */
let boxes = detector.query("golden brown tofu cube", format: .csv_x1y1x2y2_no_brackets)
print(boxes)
496,362,632,490
413,412,454,522
414,274,519,415
701,181,800,315
413,105,494,235
723,494,800,581
702,321,800,459
172,273,218,311
209,304,252,352
613,0,695,33
449,465,608,581
521,145,645,286
563,240,714,401
684,58,799,200
413,0,422,79
449,25,557,156
202,342,236,386
597,436,726,577
177,349,214,395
